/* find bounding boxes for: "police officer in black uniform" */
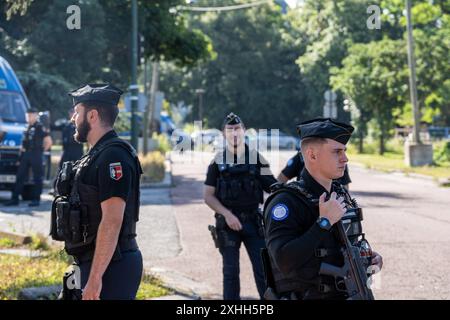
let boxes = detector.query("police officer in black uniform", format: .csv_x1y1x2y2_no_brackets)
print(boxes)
59,108,84,168
204,113,277,300
5,107,52,207
278,150,352,189
51,84,143,300
264,118,383,300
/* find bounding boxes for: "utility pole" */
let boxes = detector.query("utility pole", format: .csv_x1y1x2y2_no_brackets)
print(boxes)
406,0,421,144
404,0,433,166
130,0,139,150
195,88,205,121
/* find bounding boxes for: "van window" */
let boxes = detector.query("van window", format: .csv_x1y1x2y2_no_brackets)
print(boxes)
0,91,27,123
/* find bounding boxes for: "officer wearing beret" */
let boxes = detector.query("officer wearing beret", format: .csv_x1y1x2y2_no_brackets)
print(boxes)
5,107,52,207
263,118,383,300
51,84,143,300
278,150,352,190
204,113,277,300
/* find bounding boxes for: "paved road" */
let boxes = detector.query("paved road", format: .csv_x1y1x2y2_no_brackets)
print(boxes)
1,150,450,299
147,150,450,300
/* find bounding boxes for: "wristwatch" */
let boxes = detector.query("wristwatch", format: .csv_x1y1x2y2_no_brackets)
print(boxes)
316,217,332,231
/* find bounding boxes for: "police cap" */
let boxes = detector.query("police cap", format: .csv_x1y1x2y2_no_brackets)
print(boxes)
68,83,123,107
296,118,354,145
27,107,39,113
222,112,243,127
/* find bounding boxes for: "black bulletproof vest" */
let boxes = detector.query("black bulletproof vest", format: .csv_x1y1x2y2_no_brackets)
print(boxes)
22,122,45,152
215,153,263,208
57,137,142,256
263,180,345,296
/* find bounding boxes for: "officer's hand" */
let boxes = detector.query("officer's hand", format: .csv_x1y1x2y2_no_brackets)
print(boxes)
82,278,102,300
319,192,346,226
370,251,383,273
224,212,242,231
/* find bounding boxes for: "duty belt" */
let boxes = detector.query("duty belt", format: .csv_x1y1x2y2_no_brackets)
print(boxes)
73,238,138,263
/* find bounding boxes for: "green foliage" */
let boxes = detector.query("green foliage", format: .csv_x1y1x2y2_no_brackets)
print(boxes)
136,274,171,300
434,140,450,164
152,133,171,154
0,238,18,249
29,234,50,251
139,151,165,183
0,251,68,300
1,0,211,121
160,1,309,134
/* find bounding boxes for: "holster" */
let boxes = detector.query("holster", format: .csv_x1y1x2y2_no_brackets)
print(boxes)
208,225,220,248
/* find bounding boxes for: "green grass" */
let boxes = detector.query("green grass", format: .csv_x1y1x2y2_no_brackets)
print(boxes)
0,238,18,248
0,248,169,300
136,274,171,300
348,150,450,179
0,251,69,300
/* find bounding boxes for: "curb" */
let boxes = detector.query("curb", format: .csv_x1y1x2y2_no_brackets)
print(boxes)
148,267,219,300
0,230,32,244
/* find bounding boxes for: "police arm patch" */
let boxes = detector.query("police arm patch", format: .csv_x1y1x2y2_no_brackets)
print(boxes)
271,204,289,221
109,162,123,181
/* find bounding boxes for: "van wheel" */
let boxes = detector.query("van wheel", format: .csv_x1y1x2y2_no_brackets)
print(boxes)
21,185,35,201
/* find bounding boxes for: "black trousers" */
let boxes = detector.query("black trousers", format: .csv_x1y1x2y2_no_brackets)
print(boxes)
13,151,44,201
79,249,143,300
217,212,266,300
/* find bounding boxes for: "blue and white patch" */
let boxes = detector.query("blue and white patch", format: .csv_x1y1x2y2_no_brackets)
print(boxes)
271,204,289,221
287,158,294,167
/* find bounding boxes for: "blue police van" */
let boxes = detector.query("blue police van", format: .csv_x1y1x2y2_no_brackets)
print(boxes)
0,56,48,199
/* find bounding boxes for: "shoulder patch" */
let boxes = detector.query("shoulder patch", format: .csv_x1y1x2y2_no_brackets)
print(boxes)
109,162,123,181
271,203,289,221
287,158,294,167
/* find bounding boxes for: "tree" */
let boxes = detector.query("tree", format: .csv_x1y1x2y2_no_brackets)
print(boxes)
1,0,212,120
331,39,408,154
159,1,310,133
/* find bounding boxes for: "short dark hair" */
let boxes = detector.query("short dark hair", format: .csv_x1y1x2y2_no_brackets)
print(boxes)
82,101,118,127
300,137,327,152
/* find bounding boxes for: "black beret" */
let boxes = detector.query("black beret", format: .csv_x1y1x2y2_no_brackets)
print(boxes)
223,112,242,127
68,83,123,107
296,118,354,145
26,107,39,113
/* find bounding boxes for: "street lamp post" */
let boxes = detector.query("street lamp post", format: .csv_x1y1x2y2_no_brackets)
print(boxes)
195,88,205,121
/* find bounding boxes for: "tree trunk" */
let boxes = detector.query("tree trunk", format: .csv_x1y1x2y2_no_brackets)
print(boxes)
143,61,159,155
358,129,364,153
379,131,385,155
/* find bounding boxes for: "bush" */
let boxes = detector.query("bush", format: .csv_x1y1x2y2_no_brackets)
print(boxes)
0,238,18,249
152,133,171,154
139,151,166,182
29,234,50,251
434,140,450,164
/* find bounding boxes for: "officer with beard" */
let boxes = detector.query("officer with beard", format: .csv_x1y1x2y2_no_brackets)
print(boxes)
59,107,84,169
52,84,143,300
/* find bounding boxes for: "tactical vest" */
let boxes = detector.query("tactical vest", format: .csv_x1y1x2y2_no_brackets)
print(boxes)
215,159,263,208
263,179,366,298
50,137,142,259
23,122,45,152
